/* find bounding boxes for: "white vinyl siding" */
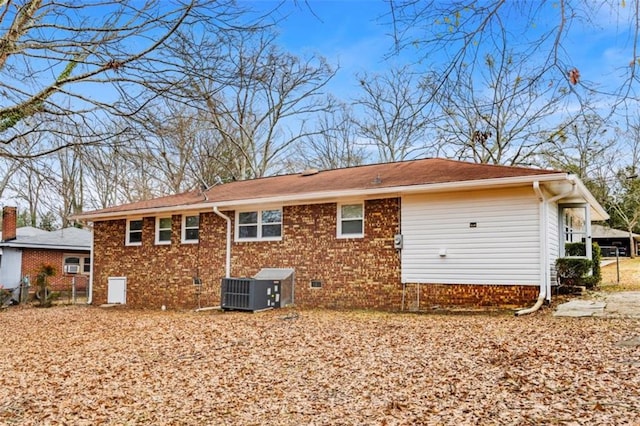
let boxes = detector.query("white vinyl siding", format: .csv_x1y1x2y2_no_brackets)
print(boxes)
401,188,540,285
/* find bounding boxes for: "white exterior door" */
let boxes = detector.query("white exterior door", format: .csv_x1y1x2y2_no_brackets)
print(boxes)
107,277,127,304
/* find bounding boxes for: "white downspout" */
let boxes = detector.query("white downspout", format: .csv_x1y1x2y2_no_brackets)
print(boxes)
516,177,577,316
516,181,547,316
213,206,232,278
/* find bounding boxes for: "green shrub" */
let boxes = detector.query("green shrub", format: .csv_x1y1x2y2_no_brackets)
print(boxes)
588,243,602,287
565,242,586,256
557,242,602,289
556,257,593,287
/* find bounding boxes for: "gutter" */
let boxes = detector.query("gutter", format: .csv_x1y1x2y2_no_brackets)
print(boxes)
516,177,577,316
213,206,231,278
72,174,570,222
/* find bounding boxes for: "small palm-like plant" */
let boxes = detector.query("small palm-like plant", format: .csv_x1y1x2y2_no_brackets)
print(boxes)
35,263,56,307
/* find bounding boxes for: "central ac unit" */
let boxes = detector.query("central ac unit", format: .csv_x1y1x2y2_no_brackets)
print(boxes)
64,264,80,274
221,278,279,312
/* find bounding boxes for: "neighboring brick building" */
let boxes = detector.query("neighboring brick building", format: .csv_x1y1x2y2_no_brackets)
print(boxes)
0,207,91,300
73,158,608,311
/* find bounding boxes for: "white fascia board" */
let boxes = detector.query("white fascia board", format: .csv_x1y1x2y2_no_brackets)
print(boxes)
575,179,609,221
71,203,214,222
0,243,90,251
77,173,581,220
213,173,571,209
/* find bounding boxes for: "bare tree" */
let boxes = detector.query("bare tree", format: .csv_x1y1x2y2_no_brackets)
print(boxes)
134,102,201,194
385,0,640,126
8,159,52,227
354,66,435,162
0,0,250,156
295,102,369,170
433,43,572,166
539,113,616,178
157,28,336,181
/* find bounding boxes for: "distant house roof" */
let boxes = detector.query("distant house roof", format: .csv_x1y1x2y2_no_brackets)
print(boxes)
0,227,91,251
71,157,608,221
592,224,640,241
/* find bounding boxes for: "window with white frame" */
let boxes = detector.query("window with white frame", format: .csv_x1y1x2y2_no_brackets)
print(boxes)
182,214,199,243
156,217,172,245
560,204,591,258
126,219,143,246
338,202,364,238
63,255,90,275
236,209,282,241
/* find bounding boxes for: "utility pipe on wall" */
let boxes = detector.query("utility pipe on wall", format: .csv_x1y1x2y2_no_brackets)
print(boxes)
213,206,232,278
516,178,577,316
515,181,547,316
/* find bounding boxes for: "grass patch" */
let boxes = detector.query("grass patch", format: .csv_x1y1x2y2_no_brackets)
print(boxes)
599,257,640,292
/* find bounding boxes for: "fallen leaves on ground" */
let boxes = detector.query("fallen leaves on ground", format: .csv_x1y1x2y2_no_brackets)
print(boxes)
0,305,639,425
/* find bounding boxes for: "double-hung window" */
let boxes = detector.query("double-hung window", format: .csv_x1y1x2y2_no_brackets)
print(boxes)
156,217,172,245
126,219,143,246
182,214,199,243
236,209,282,241
338,202,364,238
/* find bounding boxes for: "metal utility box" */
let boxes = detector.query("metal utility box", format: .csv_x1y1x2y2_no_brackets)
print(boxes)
253,268,294,308
221,278,279,311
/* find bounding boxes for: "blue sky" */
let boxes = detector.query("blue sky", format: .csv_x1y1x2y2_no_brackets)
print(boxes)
250,1,398,98
246,1,638,105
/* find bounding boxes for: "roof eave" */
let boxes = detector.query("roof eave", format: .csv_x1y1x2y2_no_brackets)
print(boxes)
73,173,606,222
0,243,91,250
213,173,571,208
70,202,214,222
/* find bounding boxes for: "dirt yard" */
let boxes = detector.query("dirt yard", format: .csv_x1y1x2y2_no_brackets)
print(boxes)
1,305,639,425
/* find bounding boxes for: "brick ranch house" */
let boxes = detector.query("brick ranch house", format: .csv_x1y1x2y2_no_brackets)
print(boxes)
0,207,91,301
72,158,608,311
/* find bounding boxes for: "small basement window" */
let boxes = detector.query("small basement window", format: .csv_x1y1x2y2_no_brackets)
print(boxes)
126,219,143,246
338,202,364,238
310,280,322,288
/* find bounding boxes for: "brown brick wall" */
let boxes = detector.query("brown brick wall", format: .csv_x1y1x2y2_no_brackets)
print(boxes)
401,283,540,310
21,249,90,292
91,198,539,310
93,214,226,309
2,206,17,241
232,199,402,309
